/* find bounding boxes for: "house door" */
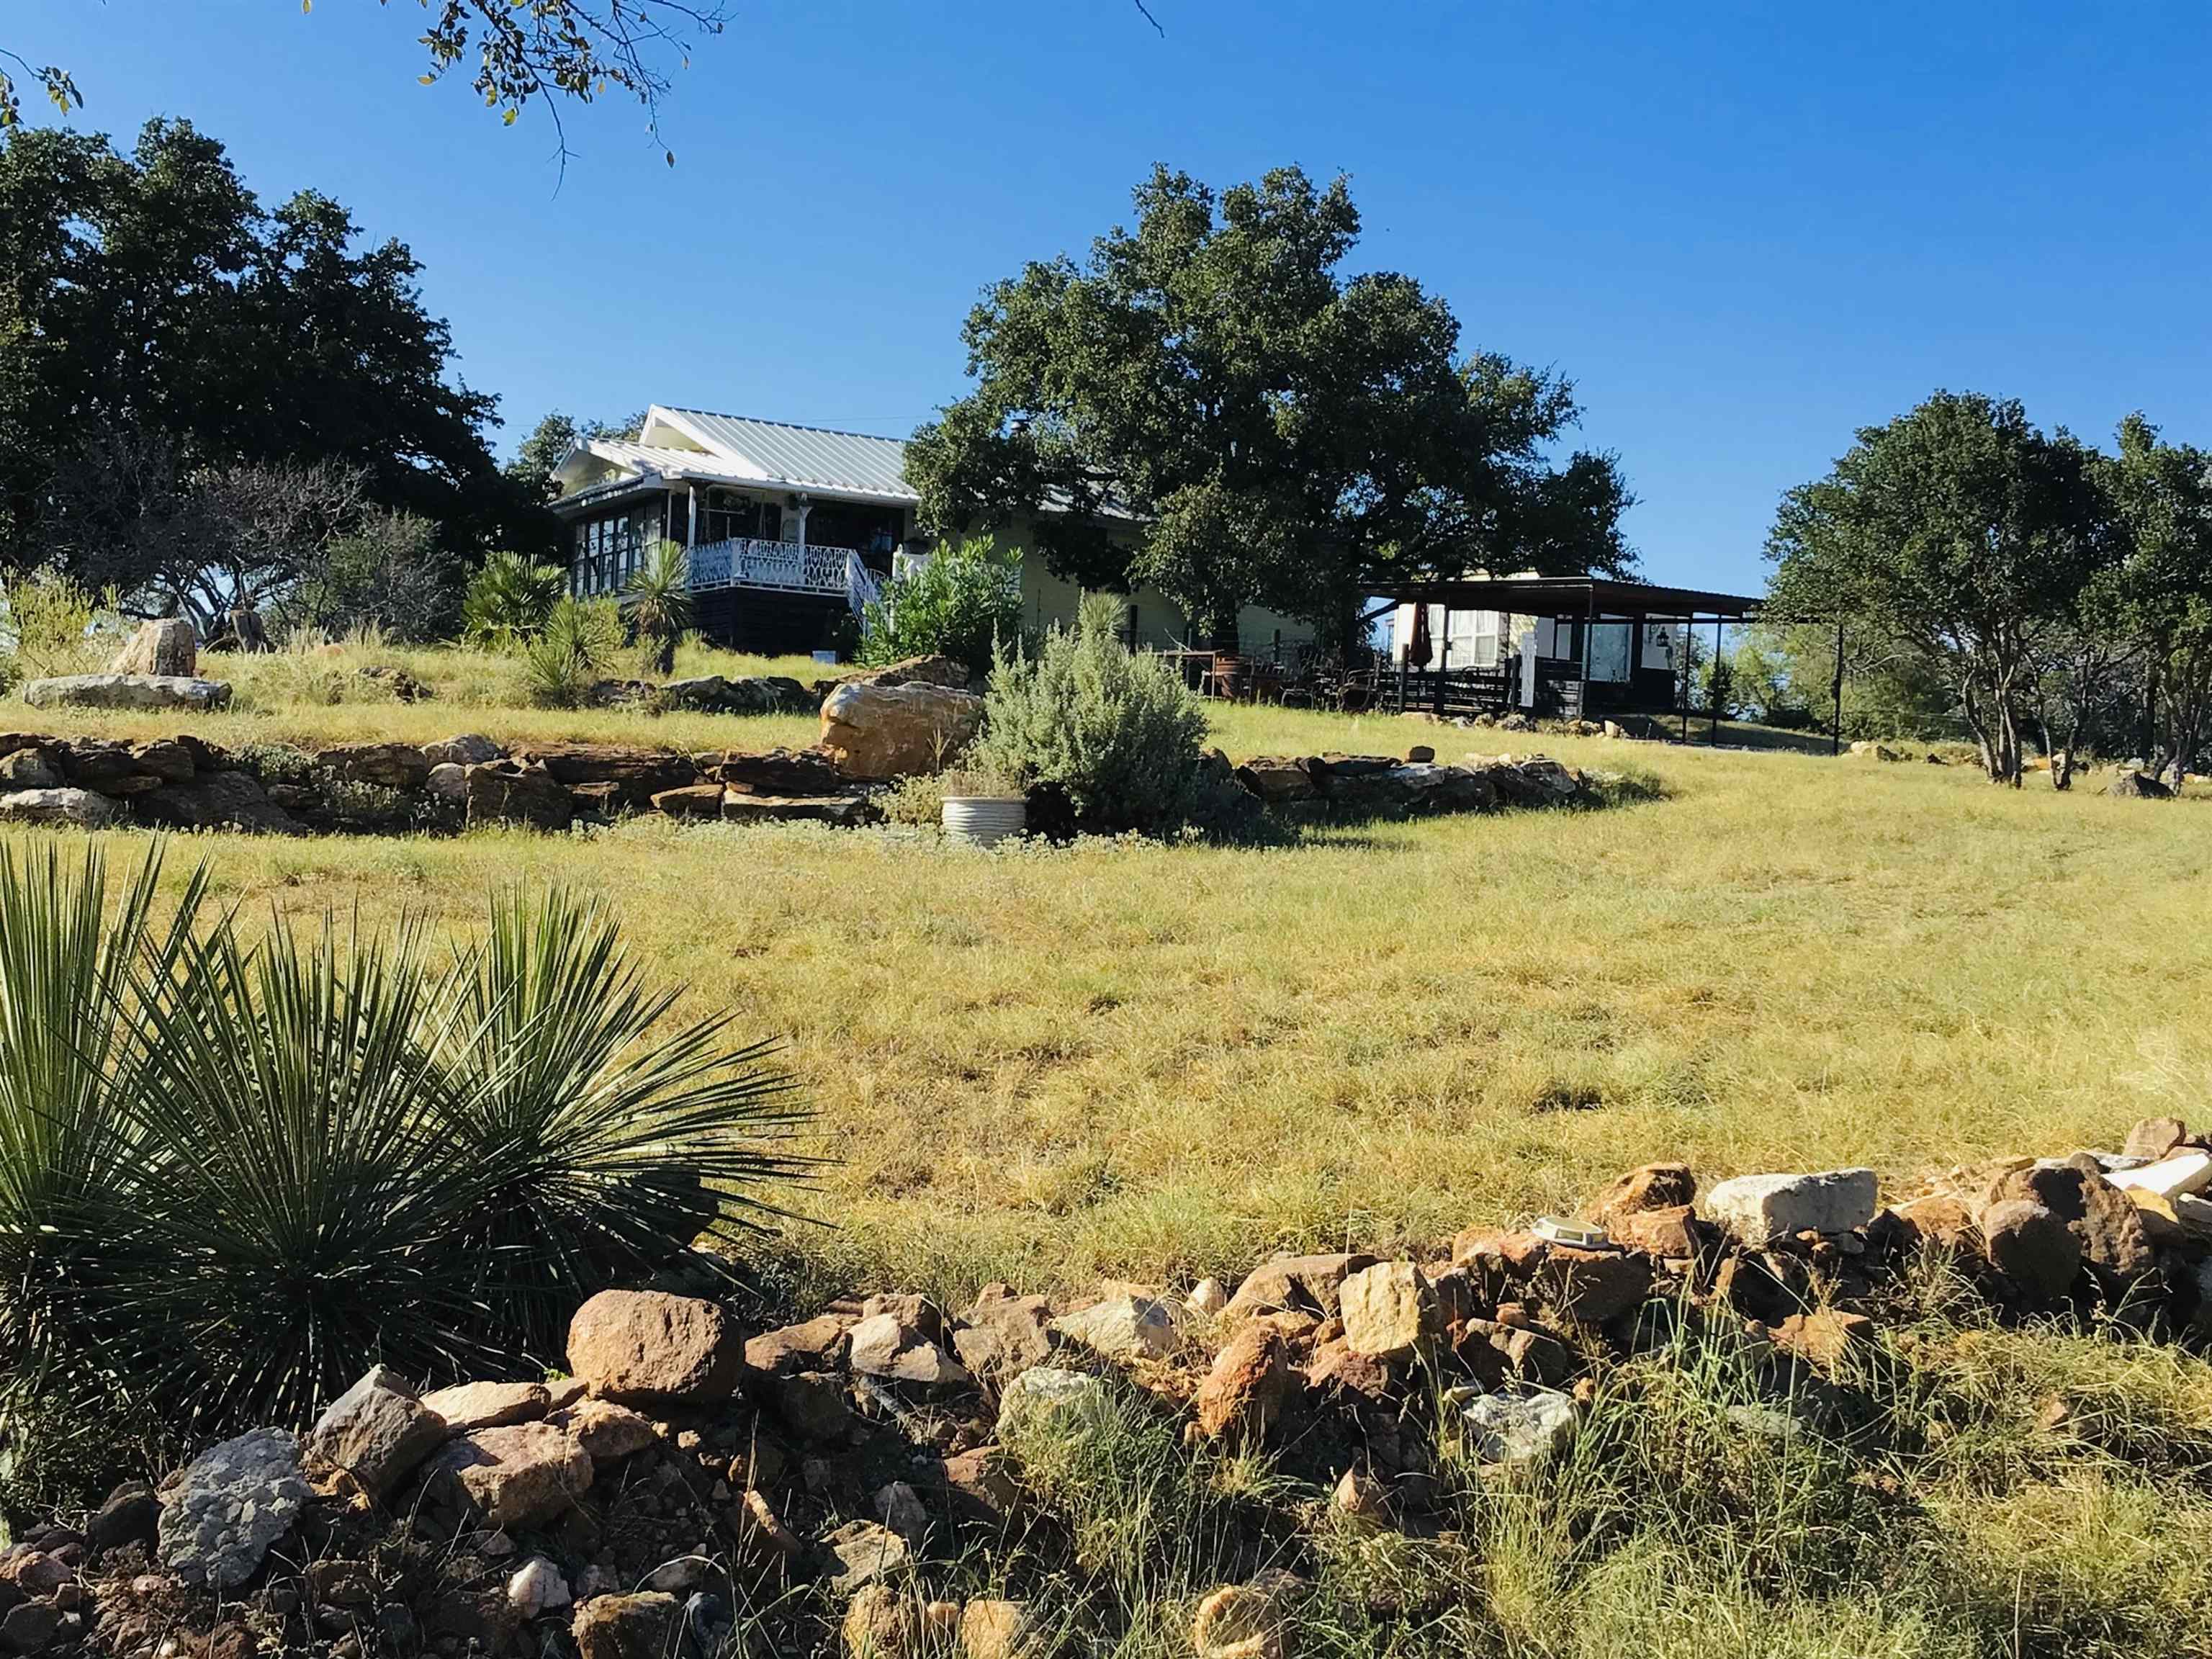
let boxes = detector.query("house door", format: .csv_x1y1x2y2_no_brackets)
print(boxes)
1587,621,1632,683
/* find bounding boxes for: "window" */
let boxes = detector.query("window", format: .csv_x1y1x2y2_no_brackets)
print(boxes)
1641,622,1678,672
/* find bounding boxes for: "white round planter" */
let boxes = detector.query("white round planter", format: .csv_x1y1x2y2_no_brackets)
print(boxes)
942,796,1027,847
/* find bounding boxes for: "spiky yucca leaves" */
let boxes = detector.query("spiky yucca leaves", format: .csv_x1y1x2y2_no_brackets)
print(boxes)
0,845,207,1377
441,888,810,1362
102,912,513,1429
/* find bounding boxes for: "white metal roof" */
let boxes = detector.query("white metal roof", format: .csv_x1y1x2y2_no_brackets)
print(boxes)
657,408,914,503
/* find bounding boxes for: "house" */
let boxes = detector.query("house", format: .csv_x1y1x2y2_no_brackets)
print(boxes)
550,406,1318,659
1375,574,1761,720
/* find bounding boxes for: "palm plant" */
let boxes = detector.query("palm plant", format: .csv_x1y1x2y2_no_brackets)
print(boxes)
439,889,812,1360
461,549,565,649
619,539,694,675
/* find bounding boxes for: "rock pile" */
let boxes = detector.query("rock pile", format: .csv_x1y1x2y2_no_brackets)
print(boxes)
1233,750,1596,818
26,1118,2212,1659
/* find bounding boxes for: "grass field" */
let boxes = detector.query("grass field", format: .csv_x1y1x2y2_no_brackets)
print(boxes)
9,644,2210,1306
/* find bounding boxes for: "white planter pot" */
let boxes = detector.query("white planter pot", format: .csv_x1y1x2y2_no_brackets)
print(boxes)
942,796,1027,847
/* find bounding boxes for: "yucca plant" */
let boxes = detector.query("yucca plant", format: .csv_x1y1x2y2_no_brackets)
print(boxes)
461,549,565,649
98,911,510,1427
620,539,694,676
522,595,622,707
440,889,811,1361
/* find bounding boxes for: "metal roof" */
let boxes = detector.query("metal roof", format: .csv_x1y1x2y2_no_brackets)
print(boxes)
657,408,916,503
583,440,761,486
1369,573,1763,619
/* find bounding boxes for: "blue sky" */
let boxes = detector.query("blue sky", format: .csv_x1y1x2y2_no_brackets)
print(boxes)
13,1,2212,592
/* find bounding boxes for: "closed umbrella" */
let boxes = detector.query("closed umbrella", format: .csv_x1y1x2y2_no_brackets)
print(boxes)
1406,603,1434,669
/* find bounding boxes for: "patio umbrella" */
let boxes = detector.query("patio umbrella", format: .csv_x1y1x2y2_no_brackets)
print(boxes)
1406,603,1434,668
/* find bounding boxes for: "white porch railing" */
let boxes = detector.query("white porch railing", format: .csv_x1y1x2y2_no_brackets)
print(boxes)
685,536,854,598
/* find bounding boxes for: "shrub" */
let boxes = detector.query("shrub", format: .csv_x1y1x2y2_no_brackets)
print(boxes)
523,595,622,707
0,845,806,1449
0,567,109,688
971,594,1211,835
860,536,1024,680
462,550,566,649
282,510,456,642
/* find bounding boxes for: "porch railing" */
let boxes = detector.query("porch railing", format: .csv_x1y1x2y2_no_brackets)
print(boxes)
684,536,854,598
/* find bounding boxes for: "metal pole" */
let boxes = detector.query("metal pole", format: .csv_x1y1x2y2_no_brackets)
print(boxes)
1710,616,1723,744
1434,608,1450,719
1831,617,1845,756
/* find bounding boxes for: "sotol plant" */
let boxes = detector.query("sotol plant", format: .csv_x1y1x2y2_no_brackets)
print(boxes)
0,845,808,1445
619,539,695,675
461,549,566,649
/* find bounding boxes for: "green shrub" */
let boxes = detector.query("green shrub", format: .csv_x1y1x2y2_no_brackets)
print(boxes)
859,536,1024,680
0,845,806,1447
523,595,622,707
972,594,1211,835
0,567,109,688
461,550,566,649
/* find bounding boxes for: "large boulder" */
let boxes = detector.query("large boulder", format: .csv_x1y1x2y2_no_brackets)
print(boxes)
22,673,232,712
567,1289,747,1403
513,744,694,809
713,745,853,796
0,787,119,829
817,680,984,780
317,742,433,792
463,760,573,832
135,770,298,833
305,1366,449,1501
109,618,198,678
158,1429,313,1589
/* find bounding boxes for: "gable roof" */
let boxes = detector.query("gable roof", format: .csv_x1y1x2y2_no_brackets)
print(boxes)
553,405,917,508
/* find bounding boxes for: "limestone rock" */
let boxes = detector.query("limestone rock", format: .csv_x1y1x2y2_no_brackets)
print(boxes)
135,769,296,833
1191,1571,1301,1659
572,1591,680,1659
953,1287,1056,1377
507,1557,570,1619
549,1398,656,1465
421,734,503,768
2114,1150,2212,1203
1222,1253,1376,1321
1882,1191,1978,1252
1050,1297,1179,1362
836,654,971,691
745,1314,850,1377
305,1365,449,1501
1771,1309,1874,1370
0,747,63,789
1609,1204,1701,1259
1983,1160,2154,1282
957,1599,1035,1659
0,787,120,829
1194,1326,1289,1442
518,742,694,807
1461,1389,1577,1465
1233,757,1318,803
1979,1198,2082,1299
567,1288,746,1403
849,1312,974,1388
1333,1466,1391,1524
1339,1262,1437,1359
1703,1169,1878,1245
1519,1244,1653,1326
421,1380,549,1433
997,1367,1107,1439
317,742,432,792
22,673,231,713
425,762,468,803
822,1519,911,1593
650,782,726,819
108,618,197,678
873,1480,931,1542
719,792,878,827
158,1428,313,1590
464,760,573,832
842,1583,918,1659
1584,1162,1696,1224
1187,1277,1229,1317
774,1372,855,1442
817,680,984,780
431,1422,593,1529
714,745,853,796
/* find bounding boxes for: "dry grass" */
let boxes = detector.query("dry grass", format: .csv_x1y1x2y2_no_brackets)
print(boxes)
8,644,2208,1301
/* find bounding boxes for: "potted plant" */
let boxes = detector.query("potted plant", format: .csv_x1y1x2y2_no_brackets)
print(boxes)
938,764,1027,846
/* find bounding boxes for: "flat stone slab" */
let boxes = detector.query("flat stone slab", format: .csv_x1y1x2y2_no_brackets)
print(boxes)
22,673,232,712
1704,1169,1878,1245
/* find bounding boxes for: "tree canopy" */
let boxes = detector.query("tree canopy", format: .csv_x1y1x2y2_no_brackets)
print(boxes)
1765,390,2212,786
907,165,1632,649
0,117,531,616
5,2,726,160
